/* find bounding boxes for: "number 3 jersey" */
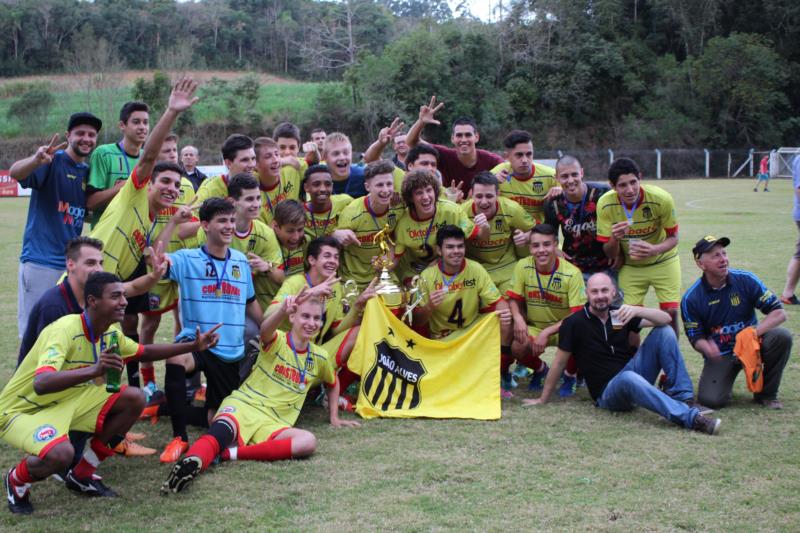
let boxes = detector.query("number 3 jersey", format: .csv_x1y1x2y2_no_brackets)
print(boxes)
419,259,501,338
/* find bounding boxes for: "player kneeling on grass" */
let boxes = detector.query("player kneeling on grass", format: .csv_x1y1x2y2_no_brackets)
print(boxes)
413,225,514,394
162,290,359,494
524,272,721,436
1,272,220,514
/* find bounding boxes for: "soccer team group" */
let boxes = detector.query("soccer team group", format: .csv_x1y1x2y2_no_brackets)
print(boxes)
2,78,794,514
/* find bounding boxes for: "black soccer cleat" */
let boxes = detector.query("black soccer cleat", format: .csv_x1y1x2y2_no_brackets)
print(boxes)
4,469,33,515
161,456,202,495
65,470,118,497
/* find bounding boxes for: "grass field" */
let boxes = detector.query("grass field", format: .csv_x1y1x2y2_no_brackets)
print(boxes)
0,71,323,140
0,179,798,531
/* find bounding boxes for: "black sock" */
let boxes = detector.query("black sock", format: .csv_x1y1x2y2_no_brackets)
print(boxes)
108,435,125,448
165,364,188,442
207,419,235,450
125,333,141,387
186,406,210,429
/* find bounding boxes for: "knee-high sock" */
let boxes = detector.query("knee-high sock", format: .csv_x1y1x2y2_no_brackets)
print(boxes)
223,439,293,462
72,438,115,479
141,366,156,385
565,356,578,376
165,364,188,441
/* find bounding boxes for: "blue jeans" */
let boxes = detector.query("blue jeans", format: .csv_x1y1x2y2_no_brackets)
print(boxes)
597,326,699,428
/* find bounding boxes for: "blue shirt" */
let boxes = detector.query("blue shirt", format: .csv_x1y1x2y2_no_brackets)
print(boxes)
18,279,82,366
792,155,800,221
19,151,88,269
332,163,366,198
681,269,782,357
167,247,256,361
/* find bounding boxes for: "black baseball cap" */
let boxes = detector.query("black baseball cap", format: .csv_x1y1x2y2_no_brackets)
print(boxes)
67,112,102,133
692,235,730,259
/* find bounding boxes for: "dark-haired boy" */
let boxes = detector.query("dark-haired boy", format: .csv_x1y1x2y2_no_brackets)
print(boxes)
462,172,535,293
194,134,257,203
507,224,586,397
86,101,149,226
1,272,220,514
406,96,503,196
253,136,302,226
158,197,264,463
493,130,557,224
303,165,353,241
90,78,200,388
596,157,681,335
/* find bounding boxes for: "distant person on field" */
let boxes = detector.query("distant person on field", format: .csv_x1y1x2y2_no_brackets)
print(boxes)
180,145,207,192
302,128,326,166
754,154,770,192
780,154,800,305
682,236,791,410
86,101,150,226
405,95,503,197
524,272,722,436
10,112,102,338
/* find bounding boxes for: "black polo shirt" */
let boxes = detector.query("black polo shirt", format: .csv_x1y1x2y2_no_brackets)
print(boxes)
558,304,642,400
18,278,82,366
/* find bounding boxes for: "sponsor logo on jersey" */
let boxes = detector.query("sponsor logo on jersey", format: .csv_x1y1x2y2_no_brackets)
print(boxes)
509,195,543,208
362,340,427,411
57,201,86,227
218,405,236,415
33,425,58,443
202,281,241,297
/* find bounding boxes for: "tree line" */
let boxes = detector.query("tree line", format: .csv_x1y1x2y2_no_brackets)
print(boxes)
1,0,798,150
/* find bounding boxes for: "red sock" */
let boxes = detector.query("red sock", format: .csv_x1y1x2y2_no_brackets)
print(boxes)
141,366,156,385
10,458,34,487
337,367,359,395
235,439,293,462
185,435,221,472
518,354,544,372
566,356,578,376
72,438,114,479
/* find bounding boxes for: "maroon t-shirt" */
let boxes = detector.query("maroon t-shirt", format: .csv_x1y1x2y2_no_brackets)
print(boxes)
432,143,504,195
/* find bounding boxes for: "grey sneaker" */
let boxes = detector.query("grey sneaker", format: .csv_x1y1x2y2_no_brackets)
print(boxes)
754,398,783,410
685,399,714,416
692,414,721,435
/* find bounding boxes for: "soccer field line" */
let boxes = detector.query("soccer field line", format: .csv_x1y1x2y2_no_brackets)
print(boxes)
684,197,790,214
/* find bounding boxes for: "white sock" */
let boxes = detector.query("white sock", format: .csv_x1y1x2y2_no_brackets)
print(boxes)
227,447,238,461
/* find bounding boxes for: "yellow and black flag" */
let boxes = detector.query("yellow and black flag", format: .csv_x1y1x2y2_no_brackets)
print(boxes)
348,299,501,420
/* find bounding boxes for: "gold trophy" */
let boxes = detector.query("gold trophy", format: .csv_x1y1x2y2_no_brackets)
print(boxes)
372,224,425,324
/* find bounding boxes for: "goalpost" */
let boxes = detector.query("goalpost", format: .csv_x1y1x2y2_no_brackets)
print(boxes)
772,147,800,178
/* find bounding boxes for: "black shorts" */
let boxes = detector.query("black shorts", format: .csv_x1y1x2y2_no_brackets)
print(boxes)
191,349,242,410
123,257,150,315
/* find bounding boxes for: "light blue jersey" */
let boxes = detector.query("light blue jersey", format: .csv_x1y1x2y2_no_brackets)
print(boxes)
167,246,255,361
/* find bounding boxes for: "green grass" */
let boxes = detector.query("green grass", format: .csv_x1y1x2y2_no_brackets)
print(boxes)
0,179,798,531
0,79,323,141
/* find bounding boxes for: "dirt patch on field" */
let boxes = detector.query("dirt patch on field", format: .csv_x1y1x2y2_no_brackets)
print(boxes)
0,70,295,90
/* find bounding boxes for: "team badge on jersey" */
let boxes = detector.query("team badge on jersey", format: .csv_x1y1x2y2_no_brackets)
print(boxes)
248,237,257,252
205,262,215,277
495,218,504,231
362,340,427,411
552,276,562,290
533,181,543,193
730,293,741,306
642,206,653,220
231,265,241,280
33,425,58,443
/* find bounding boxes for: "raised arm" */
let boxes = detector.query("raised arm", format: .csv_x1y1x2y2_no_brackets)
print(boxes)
9,134,67,182
363,117,404,163
136,78,200,180
406,96,444,149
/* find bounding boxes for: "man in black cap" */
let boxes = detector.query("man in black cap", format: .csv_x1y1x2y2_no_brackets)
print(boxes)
681,235,791,409
9,112,102,338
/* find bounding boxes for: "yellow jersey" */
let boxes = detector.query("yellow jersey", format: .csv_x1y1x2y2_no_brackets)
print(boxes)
507,257,585,330
267,273,348,343
494,162,556,222
304,194,353,241
596,184,679,267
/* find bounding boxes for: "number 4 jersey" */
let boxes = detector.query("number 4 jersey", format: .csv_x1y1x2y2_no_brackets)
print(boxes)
419,259,501,339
